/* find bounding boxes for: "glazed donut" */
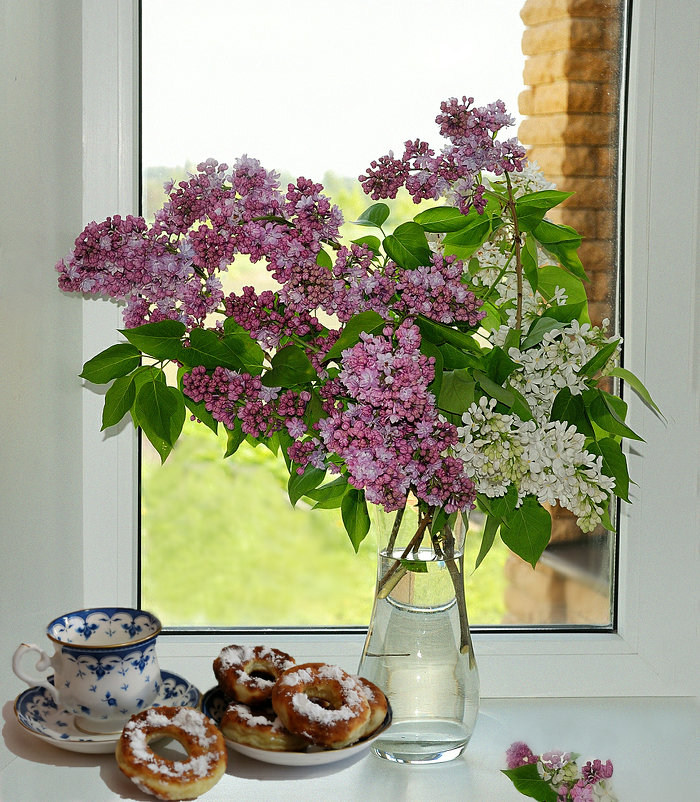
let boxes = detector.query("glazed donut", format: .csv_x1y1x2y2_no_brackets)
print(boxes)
271,663,371,749
355,676,389,738
116,706,226,801
219,701,309,752
214,644,295,705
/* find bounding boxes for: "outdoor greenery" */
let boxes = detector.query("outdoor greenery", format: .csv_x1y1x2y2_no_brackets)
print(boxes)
141,420,509,628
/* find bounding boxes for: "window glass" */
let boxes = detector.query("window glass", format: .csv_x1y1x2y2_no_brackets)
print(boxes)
140,0,626,629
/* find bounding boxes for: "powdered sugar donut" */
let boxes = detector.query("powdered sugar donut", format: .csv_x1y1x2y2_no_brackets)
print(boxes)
116,706,226,800
355,676,389,737
219,701,309,751
271,662,371,749
214,644,296,705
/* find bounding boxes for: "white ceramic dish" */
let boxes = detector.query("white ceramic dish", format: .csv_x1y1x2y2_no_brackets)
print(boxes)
13,670,201,754
201,686,392,767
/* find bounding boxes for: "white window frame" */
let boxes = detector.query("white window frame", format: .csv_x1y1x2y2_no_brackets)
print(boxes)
81,0,700,698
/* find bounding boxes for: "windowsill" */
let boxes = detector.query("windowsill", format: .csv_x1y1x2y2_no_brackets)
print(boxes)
3,649,699,801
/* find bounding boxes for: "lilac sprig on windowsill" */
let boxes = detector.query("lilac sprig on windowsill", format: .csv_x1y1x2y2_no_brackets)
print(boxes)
503,742,618,801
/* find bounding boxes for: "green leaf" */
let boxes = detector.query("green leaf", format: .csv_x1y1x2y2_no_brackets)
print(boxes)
322,310,386,362
500,495,552,568
222,320,266,374
351,235,381,257
550,387,595,438
413,206,471,232
352,203,390,229
341,488,371,552
532,220,587,281
540,301,586,324
521,234,539,293
383,222,432,269
401,560,429,573
223,418,246,458
587,437,630,502
474,513,500,571
578,339,620,378
584,388,643,441
537,263,588,303
521,316,569,349
316,248,333,269
288,465,326,507
136,383,185,463
415,316,483,353
484,346,518,385
80,342,141,384
182,328,245,371
609,366,663,418
135,381,181,445
474,370,515,408
129,365,165,428
442,212,493,251
515,190,574,231
120,319,186,361
502,764,560,802
261,344,318,388
101,374,136,430
420,337,444,400
438,369,476,415
306,475,349,506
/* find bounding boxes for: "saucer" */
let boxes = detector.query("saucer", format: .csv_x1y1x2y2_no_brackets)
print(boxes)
14,669,201,754
201,686,393,767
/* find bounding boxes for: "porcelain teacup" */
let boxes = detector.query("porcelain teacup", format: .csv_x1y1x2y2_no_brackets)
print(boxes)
12,607,162,734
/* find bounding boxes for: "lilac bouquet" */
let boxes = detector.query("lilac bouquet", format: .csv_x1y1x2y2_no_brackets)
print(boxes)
56,96,655,567
504,741,618,801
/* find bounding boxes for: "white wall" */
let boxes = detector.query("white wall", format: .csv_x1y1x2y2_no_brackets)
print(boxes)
0,0,85,769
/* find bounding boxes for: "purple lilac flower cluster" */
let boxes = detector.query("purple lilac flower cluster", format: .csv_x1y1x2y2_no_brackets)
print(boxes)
288,321,476,513
359,96,526,213
56,156,343,329
394,252,485,325
181,365,310,440
505,742,617,802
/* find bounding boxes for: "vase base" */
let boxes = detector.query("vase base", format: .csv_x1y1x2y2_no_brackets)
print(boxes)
369,720,471,764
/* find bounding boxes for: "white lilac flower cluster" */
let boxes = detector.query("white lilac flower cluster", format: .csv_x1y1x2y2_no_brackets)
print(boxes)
495,320,620,424
455,397,615,532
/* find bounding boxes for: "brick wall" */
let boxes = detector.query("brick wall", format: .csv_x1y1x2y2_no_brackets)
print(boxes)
518,0,623,327
502,0,624,625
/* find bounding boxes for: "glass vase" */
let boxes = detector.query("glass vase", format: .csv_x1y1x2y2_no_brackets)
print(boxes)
358,500,479,764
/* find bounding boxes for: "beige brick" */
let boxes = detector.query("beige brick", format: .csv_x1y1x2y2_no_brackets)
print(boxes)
504,585,566,625
545,206,599,236
518,114,615,146
523,51,616,84
564,579,611,625
525,144,614,176
588,300,614,326
521,0,620,26
536,175,612,206
586,261,616,301
520,83,614,115
546,207,615,240
522,18,616,56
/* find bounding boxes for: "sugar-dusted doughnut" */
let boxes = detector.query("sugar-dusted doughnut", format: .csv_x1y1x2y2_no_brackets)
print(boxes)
116,706,226,801
214,644,296,705
271,662,371,749
355,676,389,737
219,701,309,751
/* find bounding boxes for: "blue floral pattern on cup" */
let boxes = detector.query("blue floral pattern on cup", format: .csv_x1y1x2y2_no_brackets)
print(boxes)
13,607,163,734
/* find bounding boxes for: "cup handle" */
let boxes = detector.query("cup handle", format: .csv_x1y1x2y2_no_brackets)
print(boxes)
12,643,59,703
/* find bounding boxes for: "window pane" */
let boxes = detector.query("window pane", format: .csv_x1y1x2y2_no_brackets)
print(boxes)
140,0,625,629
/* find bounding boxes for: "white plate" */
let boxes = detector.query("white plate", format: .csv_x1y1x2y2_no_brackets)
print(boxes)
201,686,392,767
13,670,201,754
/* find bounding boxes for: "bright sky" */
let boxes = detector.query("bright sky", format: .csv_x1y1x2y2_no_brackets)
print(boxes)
142,0,525,180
